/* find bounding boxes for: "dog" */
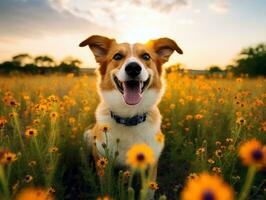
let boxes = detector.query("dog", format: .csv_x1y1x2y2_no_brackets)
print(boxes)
80,35,182,196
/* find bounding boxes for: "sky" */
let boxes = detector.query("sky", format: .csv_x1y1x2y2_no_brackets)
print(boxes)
0,0,265,69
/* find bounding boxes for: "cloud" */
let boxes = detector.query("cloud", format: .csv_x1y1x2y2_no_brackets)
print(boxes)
48,0,190,29
209,0,230,13
0,0,106,39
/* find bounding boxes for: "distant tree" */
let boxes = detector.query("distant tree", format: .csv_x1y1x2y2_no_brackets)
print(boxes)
231,43,266,76
12,53,32,66
61,56,82,67
0,54,81,75
225,65,234,72
24,64,40,74
0,61,20,74
165,63,183,73
57,56,81,74
34,55,55,67
208,65,222,73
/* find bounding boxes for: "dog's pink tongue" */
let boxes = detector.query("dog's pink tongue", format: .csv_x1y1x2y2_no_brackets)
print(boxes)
123,82,142,105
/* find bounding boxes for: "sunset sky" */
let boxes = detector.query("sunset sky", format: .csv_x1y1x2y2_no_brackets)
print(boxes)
0,0,265,69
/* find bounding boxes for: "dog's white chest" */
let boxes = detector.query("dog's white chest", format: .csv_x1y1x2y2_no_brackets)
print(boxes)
96,119,163,166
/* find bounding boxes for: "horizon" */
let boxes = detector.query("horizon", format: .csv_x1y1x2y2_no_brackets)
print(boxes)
0,0,266,69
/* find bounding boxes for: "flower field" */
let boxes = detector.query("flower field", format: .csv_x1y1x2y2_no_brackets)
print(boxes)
0,73,265,200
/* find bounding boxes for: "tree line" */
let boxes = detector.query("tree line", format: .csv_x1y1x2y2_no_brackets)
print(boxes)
1,43,266,76
208,43,266,77
0,54,81,75
166,43,266,77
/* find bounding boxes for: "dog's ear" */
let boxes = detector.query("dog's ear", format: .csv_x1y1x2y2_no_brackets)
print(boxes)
147,37,183,64
79,35,115,63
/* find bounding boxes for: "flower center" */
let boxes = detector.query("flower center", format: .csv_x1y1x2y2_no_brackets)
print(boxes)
202,191,215,200
252,149,263,161
137,153,145,161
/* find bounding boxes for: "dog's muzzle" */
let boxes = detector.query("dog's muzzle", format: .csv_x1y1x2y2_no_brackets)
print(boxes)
113,62,150,106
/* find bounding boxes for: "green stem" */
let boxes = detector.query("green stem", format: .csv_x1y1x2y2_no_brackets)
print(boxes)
232,126,242,147
12,109,24,150
140,169,147,200
0,165,9,199
159,195,167,200
33,138,46,184
128,169,135,188
238,166,257,200
128,187,135,200
104,131,108,148
49,121,57,147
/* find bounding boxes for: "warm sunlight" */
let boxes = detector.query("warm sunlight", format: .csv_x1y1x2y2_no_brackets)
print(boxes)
120,28,161,44
0,1,266,200
1,0,266,69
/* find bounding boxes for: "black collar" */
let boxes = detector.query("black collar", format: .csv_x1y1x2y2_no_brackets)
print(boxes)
110,111,147,126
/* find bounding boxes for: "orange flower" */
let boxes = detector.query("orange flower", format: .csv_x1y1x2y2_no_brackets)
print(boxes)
239,139,266,168
236,117,246,125
149,181,159,190
218,98,224,104
25,128,38,138
185,115,193,121
50,112,58,120
99,123,110,132
126,144,155,169
181,173,234,200
169,103,176,110
15,187,54,200
96,196,112,200
187,173,198,181
24,175,33,183
155,132,165,144
9,112,18,118
0,116,8,128
96,157,108,169
212,167,221,174
123,170,131,177
28,160,37,167
68,117,76,125
196,147,205,155
194,114,204,120
48,147,58,153
208,159,215,164
0,150,17,165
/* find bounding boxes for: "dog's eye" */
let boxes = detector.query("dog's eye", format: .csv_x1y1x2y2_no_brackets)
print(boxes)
142,53,150,61
113,53,123,61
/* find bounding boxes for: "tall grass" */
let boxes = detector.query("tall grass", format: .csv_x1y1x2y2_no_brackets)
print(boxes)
0,74,265,199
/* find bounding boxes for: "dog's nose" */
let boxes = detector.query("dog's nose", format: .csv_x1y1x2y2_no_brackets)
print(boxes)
125,62,142,78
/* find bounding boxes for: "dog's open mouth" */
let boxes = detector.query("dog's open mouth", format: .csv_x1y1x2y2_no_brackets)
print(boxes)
113,75,151,105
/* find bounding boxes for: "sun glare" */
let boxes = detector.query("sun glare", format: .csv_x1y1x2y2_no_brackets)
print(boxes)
119,27,164,44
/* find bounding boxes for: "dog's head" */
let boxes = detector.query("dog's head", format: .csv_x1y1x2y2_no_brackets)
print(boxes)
80,35,182,113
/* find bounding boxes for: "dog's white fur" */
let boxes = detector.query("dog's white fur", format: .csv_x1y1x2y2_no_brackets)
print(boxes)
85,87,165,165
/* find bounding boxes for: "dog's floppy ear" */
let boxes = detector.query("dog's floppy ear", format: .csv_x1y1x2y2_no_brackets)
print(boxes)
147,37,183,64
79,35,115,63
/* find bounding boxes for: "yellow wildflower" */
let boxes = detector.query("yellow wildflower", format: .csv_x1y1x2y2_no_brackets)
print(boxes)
181,173,234,200
126,144,155,169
